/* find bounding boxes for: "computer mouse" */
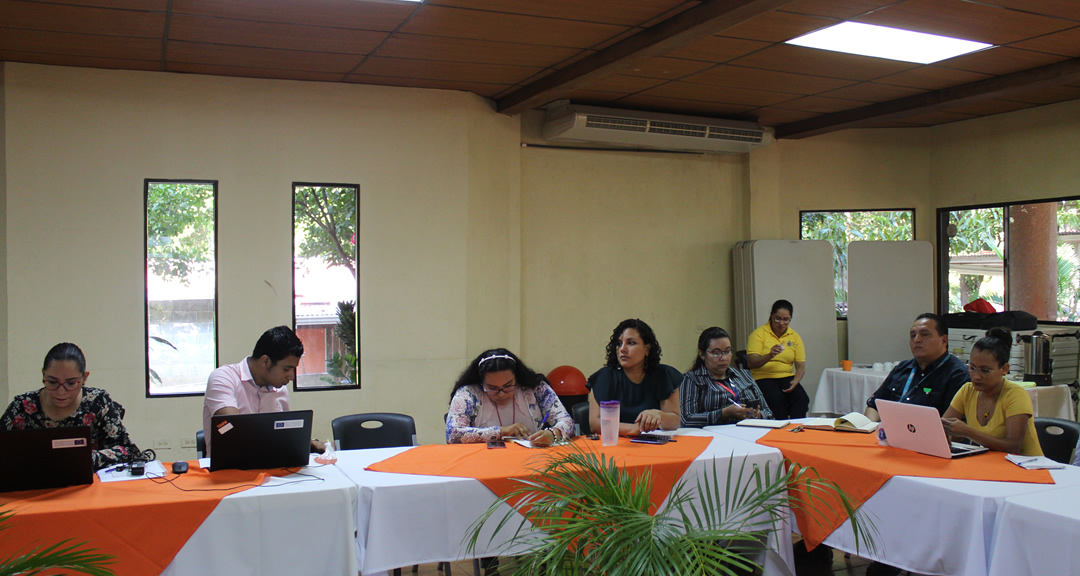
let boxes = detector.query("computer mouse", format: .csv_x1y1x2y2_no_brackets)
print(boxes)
172,461,189,474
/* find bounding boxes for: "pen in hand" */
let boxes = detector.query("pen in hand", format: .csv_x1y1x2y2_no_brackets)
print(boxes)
538,411,551,429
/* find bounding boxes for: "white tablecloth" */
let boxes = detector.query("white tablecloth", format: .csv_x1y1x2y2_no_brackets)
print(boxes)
709,423,1080,576
163,458,360,576
987,485,1080,576
813,367,1076,420
335,430,795,576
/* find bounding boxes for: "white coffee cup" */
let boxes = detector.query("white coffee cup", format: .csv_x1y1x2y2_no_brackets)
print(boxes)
872,362,885,371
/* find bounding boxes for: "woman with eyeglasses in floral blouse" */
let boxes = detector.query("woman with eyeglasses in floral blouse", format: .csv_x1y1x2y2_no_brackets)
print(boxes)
1,342,142,470
446,348,573,446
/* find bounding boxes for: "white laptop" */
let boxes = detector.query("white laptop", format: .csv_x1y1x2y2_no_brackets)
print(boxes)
876,400,989,459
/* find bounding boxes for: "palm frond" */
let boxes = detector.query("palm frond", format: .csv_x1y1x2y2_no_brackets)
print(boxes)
0,509,116,576
466,441,878,576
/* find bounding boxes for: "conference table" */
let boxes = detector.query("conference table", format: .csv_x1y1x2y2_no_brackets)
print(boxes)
162,459,360,576
707,423,1080,576
333,430,795,576
987,485,1080,576
813,367,1076,419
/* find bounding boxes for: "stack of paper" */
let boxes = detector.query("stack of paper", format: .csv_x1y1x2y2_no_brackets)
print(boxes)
1005,454,1065,470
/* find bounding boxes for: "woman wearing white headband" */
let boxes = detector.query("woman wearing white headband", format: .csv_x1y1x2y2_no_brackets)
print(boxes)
446,348,574,445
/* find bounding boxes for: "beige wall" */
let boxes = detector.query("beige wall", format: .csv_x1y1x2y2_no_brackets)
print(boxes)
0,62,6,404
3,63,519,455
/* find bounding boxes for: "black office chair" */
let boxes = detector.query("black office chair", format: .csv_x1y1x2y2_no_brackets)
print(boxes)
572,402,591,436
332,413,417,450
1033,417,1080,464
195,429,206,459
735,350,749,370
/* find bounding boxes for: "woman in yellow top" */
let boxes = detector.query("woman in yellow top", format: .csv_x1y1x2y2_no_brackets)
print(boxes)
746,299,809,419
942,327,1042,456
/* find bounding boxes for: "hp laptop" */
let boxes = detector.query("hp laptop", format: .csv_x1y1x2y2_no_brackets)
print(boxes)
0,427,94,492
210,410,313,471
877,400,989,459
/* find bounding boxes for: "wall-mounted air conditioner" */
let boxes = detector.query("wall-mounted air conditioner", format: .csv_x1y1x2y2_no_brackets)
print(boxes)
541,103,773,154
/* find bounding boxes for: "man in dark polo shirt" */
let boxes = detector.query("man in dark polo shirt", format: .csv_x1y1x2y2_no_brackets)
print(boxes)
861,312,970,576
864,312,969,422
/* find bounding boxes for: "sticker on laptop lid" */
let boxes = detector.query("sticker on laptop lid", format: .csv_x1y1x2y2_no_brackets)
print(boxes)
52,437,88,449
274,419,304,430
216,421,234,434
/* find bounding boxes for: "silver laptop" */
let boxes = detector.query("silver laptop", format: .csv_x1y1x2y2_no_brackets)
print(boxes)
877,400,989,459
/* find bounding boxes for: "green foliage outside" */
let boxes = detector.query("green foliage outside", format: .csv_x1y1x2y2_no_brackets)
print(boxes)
294,186,357,280
324,300,358,386
800,210,915,316
146,182,215,284
0,509,115,576
468,443,875,576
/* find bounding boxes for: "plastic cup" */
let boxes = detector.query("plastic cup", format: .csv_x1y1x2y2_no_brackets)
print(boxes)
841,360,853,371
599,401,620,446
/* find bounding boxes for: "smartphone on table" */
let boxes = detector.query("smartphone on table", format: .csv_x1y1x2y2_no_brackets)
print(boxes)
487,440,506,449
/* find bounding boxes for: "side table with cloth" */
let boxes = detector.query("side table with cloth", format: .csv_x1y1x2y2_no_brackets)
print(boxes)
708,423,1080,576
814,367,1075,420
1,457,359,576
987,485,1080,576
334,430,796,576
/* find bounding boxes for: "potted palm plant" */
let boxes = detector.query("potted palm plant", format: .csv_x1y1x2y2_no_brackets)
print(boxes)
467,444,876,576
0,509,115,576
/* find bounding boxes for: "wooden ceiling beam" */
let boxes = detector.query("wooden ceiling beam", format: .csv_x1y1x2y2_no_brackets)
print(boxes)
495,0,798,115
775,57,1080,139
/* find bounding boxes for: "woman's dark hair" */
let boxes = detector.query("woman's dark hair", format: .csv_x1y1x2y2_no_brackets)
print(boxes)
43,342,86,373
604,318,662,373
690,327,731,371
450,348,545,401
973,327,1013,366
252,326,305,365
770,299,794,316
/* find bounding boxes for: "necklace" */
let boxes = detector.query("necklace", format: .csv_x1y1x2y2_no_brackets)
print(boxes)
977,392,995,421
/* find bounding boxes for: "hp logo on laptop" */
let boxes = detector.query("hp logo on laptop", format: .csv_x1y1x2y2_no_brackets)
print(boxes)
907,424,916,433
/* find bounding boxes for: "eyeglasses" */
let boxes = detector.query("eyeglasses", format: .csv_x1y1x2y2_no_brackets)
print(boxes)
706,349,734,358
42,378,84,391
772,316,792,324
483,383,517,396
966,363,1001,376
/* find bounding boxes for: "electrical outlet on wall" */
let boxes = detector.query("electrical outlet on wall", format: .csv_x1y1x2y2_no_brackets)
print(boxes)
181,437,198,449
153,438,174,450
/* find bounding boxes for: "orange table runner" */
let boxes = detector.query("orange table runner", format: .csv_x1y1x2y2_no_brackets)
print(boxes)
0,462,288,576
757,429,1054,549
366,436,712,513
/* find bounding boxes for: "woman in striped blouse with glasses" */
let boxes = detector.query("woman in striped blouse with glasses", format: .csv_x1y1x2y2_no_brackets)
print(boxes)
681,327,772,427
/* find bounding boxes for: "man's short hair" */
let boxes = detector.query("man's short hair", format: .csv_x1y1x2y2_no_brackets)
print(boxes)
252,326,304,365
915,313,948,337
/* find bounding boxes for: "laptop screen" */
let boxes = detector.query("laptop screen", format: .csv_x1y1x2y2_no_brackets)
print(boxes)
0,426,94,492
876,400,987,459
209,410,313,471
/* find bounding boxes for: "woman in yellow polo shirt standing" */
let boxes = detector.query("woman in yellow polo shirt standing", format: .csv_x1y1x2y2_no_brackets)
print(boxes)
746,299,810,419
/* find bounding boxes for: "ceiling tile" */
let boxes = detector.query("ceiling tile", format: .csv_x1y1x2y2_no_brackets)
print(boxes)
172,0,416,31
401,5,628,48
719,10,837,42
168,14,386,55
779,0,898,20
620,56,715,79
167,62,346,82
424,0,688,27
615,94,757,116
0,28,160,61
377,34,583,67
0,48,160,70
167,41,364,73
665,35,770,63
936,46,1068,76
855,0,1074,45
45,0,167,9
876,66,992,90
642,81,798,107
819,82,925,102
343,74,509,98
1010,27,1080,58
351,56,543,85
979,0,1080,22
0,0,165,37
732,44,917,81
582,74,668,93
684,64,856,94
772,94,874,113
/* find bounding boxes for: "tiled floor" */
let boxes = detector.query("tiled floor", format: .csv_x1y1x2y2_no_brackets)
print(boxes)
398,549,902,576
